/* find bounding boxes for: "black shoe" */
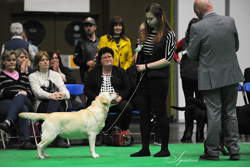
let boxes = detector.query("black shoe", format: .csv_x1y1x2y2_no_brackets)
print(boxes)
154,150,170,157
230,154,241,160
0,122,10,133
95,134,103,146
54,140,70,148
130,149,150,157
199,153,219,160
20,141,37,150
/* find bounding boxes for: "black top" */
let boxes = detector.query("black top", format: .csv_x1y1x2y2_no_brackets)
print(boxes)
84,65,131,106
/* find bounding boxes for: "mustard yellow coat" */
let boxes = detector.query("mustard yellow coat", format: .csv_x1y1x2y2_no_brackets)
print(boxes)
98,35,133,70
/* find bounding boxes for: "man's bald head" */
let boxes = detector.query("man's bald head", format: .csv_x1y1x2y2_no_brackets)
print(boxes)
194,0,214,19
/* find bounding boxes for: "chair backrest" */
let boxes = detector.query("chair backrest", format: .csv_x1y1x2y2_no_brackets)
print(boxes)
238,83,243,91
65,84,84,95
243,83,250,92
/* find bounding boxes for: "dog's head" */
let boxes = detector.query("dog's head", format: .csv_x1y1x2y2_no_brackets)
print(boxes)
98,92,119,106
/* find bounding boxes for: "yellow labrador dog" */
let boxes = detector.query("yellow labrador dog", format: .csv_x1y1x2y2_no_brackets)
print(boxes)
19,92,118,159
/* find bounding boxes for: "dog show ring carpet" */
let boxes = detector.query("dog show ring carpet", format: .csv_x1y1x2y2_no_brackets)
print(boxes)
1,143,250,167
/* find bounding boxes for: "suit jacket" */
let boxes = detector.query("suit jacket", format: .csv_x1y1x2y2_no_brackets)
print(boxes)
187,12,244,90
98,35,133,70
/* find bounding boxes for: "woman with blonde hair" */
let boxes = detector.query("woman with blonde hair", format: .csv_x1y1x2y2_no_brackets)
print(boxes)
15,48,34,75
0,50,36,150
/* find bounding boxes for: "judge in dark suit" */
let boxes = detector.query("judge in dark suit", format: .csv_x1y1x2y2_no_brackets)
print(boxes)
187,0,244,161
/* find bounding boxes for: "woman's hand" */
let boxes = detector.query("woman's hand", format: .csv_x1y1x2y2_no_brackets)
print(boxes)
49,92,60,100
20,59,28,74
49,92,65,100
16,91,27,96
53,62,66,82
58,91,66,100
52,62,60,73
136,64,147,72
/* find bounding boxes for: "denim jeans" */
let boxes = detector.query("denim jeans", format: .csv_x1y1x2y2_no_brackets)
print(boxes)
0,94,33,141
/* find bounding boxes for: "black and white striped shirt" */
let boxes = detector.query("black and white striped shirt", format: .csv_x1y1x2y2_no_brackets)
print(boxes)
0,71,32,100
142,31,175,62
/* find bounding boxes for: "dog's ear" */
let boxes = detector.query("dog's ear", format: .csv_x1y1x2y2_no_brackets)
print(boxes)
100,95,110,105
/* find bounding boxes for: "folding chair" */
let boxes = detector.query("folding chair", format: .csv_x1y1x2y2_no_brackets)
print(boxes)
65,84,85,111
243,82,250,104
239,83,248,105
0,118,37,149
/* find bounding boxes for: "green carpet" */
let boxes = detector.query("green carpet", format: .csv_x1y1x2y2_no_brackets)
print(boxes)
1,143,250,167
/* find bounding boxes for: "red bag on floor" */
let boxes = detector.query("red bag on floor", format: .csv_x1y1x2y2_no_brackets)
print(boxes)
105,126,134,146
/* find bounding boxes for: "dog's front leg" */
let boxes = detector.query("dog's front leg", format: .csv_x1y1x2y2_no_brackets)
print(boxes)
88,134,100,158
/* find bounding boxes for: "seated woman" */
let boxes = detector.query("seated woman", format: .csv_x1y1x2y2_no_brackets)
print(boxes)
0,50,36,150
15,48,34,75
48,51,85,110
28,51,70,148
84,47,133,145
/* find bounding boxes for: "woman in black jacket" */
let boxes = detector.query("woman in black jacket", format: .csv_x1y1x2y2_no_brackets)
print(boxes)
84,47,133,132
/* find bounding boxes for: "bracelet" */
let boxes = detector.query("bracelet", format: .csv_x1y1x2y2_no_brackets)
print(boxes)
145,63,148,70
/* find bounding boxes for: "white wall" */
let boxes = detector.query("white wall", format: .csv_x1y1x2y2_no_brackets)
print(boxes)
176,0,249,122
230,0,250,105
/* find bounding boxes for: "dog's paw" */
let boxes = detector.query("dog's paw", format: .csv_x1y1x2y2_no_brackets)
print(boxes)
92,154,100,158
38,156,45,159
44,155,51,158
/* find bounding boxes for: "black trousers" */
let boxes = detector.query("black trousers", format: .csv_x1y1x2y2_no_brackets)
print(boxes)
105,100,133,131
137,95,170,151
182,79,203,133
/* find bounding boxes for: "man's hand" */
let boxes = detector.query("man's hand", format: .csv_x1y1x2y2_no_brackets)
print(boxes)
87,60,96,68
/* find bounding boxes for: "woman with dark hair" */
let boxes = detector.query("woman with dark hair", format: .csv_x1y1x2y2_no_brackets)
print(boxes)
84,47,133,145
48,51,76,84
29,51,70,148
130,3,176,157
98,16,133,70
48,51,85,110
174,18,203,142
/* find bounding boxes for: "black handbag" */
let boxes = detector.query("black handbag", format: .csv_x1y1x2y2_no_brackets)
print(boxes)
41,79,59,93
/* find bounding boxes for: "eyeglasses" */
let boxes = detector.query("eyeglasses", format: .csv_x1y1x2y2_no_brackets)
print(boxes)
40,59,49,62
101,56,113,60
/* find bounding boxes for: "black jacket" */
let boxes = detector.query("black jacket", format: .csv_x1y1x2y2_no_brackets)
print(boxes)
84,65,131,107
136,30,175,79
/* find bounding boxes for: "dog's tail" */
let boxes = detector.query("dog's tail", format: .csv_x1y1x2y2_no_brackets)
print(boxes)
170,104,196,111
186,97,207,111
19,113,48,121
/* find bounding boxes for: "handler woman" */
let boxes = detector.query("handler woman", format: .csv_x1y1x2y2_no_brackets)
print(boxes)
130,3,176,157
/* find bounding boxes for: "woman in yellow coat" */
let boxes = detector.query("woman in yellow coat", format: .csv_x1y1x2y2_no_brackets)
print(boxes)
98,16,133,70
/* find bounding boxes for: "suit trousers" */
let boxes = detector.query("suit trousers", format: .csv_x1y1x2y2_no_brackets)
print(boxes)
203,83,240,156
